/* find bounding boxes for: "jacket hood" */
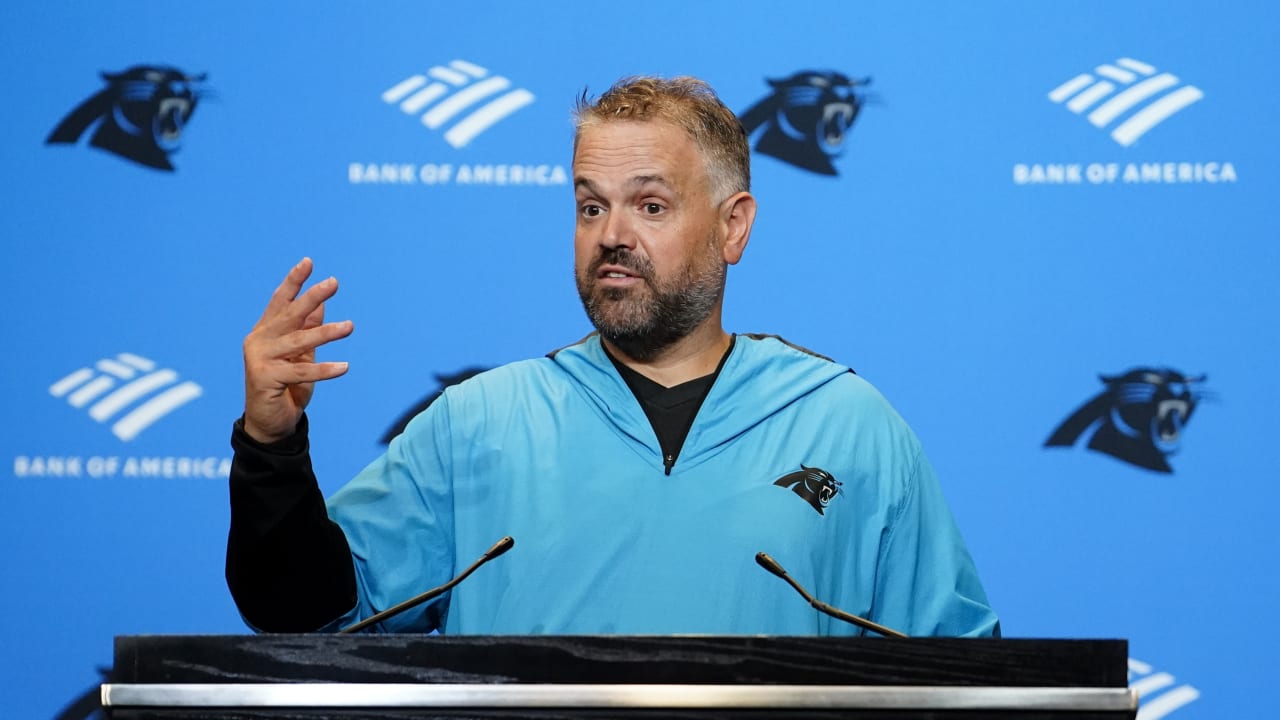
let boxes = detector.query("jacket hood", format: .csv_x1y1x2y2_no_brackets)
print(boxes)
548,333,851,468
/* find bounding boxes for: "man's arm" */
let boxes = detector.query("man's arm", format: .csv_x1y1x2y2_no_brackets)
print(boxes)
226,414,357,631
872,449,1001,638
225,258,357,631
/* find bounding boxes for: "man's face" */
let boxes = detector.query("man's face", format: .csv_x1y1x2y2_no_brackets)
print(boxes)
573,119,726,361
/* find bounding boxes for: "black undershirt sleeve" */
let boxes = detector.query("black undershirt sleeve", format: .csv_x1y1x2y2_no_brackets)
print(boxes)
225,414,357,632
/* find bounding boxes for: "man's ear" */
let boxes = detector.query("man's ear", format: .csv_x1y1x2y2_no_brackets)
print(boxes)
719,192,757,265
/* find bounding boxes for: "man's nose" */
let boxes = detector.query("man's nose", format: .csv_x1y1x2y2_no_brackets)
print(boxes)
600,209,637,250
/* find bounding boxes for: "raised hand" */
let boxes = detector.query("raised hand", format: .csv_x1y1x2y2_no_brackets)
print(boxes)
242,258,354,444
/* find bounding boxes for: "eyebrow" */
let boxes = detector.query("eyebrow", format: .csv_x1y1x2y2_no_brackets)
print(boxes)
629,174,671,189
574,175,674,194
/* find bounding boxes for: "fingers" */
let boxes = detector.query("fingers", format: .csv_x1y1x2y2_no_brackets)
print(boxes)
260,257,314,322
260,277,339,336
302,299,325,330
256,260,344,340
244,260,353,384
244,318,353,380
244,259,354,443
285,276,340,329
270,320,354,360
283,360,351,385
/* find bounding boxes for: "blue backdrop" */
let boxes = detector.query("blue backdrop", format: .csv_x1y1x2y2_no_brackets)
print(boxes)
2,2,1276,718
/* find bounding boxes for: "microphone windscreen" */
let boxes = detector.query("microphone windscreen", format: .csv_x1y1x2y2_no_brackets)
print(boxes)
755,552,787,578
485,536,515,559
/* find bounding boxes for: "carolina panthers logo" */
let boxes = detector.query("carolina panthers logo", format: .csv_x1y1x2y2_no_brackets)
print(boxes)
1045,368,1209,473
47,65,208,171
381,367,490,444
738,70,871,176
773,465,842,515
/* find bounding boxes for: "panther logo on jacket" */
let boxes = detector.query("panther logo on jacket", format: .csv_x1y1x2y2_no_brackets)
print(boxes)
773,465,842,515
46,65,208,171
1045,368,1208,473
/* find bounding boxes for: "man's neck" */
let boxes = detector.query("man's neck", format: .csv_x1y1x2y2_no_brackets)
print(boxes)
603,322,733,388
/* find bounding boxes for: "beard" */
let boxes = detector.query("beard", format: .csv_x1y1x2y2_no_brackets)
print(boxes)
576,243,725,362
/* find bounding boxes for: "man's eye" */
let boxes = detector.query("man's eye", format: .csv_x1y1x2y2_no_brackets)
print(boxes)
643,203,664,215
581,205,602,218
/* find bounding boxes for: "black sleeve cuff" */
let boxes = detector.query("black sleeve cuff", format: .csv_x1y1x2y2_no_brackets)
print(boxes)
232,414,309,457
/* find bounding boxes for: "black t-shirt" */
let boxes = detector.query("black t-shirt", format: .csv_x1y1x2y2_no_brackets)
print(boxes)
604,337,734,474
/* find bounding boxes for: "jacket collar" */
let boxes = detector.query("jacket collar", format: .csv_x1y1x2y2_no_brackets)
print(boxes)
549,333,850,468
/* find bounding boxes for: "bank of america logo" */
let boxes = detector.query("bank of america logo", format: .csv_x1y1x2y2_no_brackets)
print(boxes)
1130,658,1199,719
1048,58,1203,147
49,353,203,441
381,60,535,148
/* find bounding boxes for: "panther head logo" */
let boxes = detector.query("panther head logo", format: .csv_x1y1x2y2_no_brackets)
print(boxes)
47,65,208,171
738,70,871,176
773,465,843,515
1045,368,1209,473
380,367,490,444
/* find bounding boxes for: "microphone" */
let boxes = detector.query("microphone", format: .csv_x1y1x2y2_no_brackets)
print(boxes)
755,551,908,638
340,536,515,634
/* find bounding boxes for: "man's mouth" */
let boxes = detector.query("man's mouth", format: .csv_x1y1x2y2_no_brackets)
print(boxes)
596,264,643,282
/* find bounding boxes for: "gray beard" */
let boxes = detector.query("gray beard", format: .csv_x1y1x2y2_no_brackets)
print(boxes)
577,248,724,362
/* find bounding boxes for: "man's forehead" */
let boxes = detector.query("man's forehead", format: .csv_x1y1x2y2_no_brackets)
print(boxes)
573,120,702,188
575,119,696,157
578,115,686,137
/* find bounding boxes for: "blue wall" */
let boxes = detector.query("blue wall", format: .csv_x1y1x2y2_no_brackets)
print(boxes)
2,2,1276,718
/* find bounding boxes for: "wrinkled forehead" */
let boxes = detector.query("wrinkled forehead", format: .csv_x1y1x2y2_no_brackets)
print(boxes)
572,119,712,190
573,116,699,155
576,118,691,160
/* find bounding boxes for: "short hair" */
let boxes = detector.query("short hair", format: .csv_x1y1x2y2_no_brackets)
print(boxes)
573,76,750,203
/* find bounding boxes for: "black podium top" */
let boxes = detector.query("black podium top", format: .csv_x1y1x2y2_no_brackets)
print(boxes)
112,635,1127,687
104,635,1134,719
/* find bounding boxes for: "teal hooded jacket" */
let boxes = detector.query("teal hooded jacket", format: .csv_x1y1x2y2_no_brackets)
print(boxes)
325,334,999,637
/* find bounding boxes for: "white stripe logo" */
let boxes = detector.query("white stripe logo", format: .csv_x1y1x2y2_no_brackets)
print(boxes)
382,60,535,148
1049,58,1204,147
49,353,203,441
1129,658,1200,719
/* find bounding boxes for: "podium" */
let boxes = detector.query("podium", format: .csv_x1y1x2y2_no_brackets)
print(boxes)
102,635,1136,719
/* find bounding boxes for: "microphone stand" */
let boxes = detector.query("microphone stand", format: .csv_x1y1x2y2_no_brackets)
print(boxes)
340,536,515,634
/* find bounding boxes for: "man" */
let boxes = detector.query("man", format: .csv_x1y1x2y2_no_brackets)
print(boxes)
227,76,999,637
